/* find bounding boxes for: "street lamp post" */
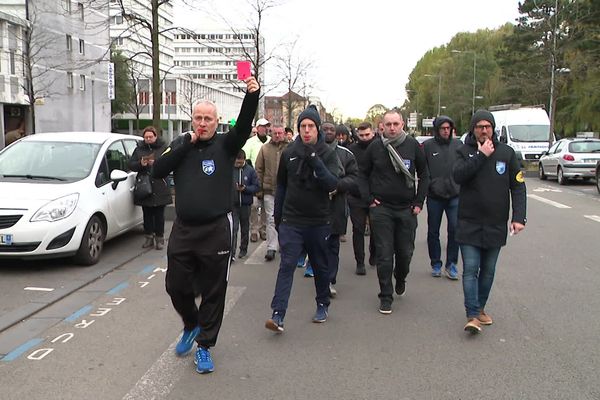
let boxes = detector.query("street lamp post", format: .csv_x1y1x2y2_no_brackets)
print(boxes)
424,74,442,116
451,49,477,115
91,70,95,131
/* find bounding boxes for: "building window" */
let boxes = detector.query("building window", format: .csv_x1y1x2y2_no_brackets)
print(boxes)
112,15,123,24
9,51,15,74
67,72,73,88
66,34,72,51
77,3,84,20
79,74,85,90
138,91,149,105
64,0,72,14
79,39,85,54
114,37,124,45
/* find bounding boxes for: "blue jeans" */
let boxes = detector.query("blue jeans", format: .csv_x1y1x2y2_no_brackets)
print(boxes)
426,196,458,268
271,223,331,313
460,244,501,318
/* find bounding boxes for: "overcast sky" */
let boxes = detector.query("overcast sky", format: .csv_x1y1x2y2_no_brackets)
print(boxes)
174,0,523,119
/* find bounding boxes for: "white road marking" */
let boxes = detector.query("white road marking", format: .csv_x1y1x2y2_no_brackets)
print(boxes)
244,241,268,265
533,187,562,193
24,287,55,292
584,215,600,223
122,286,245,400
527,194,571,209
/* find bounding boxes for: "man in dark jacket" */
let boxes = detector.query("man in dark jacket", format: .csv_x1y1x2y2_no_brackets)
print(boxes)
265,105,340,333
423,116,462,279
347,122,377,275
363,109,429,314
152,76,259,374
129,126,172,250
232,149,260,261
453,109,526,334
322,122,358,297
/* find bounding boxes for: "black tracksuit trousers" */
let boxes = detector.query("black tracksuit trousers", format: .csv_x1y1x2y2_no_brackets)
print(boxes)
165,214,232,349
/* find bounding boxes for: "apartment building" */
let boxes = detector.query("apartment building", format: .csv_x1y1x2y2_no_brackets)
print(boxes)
109,1,243,137
1,0,111,148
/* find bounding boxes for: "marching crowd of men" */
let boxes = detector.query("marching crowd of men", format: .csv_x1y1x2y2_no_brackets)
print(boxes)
150,76,527,374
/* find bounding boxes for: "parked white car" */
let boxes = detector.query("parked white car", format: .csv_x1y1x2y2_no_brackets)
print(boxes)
0,132,143,265
538,138,600,185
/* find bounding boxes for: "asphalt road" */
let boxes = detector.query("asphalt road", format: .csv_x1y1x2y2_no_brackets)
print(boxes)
0,177,598,400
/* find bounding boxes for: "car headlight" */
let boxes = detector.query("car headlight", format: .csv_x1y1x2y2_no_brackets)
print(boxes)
31,193,80,222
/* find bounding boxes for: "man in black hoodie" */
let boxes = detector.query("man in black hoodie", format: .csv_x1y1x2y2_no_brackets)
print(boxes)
152,77,259,374
423,116,462,280
265,106,340,333
347,121,377,275
453,109,526,334
363,110,429,314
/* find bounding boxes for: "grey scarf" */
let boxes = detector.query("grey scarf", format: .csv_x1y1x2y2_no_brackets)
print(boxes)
381,131,415,188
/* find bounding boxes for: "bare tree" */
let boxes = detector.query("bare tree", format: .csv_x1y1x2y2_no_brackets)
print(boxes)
273,39,314,128
117,0,181,131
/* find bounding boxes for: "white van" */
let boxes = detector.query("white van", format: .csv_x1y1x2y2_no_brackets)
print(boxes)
490,105,554,163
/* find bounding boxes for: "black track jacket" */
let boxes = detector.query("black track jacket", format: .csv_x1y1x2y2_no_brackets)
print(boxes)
152,90,259,224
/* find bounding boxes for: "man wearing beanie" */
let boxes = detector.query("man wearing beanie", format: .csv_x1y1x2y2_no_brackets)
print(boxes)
423,115,462,280
265,105,341,332
362,109,429,314
454,109,526,334
347,121,378,275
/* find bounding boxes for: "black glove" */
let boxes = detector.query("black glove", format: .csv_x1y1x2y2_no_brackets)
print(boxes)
303,144,319,167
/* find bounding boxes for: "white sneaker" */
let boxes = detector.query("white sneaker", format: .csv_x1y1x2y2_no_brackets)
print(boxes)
329,283,337,298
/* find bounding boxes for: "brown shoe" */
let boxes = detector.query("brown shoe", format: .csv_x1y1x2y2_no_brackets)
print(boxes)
250,233,258,242
478,310,493,325
260,231,267,241
339,234,347,242
155,237,164,250
464,318,482,334
142,234,154,248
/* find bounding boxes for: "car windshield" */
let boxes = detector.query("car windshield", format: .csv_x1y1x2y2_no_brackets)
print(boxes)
0,141,101,181
508,125,550,142
568,141,600,153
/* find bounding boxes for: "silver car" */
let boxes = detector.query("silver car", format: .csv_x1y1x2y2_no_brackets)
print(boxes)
538,138,600,184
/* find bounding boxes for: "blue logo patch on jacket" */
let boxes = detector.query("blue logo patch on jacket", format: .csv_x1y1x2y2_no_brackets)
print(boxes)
496,161,506,175
403,159,411,169
202,160,216,175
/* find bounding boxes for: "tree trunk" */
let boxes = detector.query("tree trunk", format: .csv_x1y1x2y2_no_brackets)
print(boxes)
151,0,161,134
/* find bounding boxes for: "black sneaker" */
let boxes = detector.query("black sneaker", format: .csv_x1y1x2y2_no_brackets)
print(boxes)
264,249,276,261
238,249,247,258
395,281,406,296
379,301,392,314
369,254,376,267
355,263,366,276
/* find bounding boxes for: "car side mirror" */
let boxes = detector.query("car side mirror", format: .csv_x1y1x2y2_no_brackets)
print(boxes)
110,169,129,189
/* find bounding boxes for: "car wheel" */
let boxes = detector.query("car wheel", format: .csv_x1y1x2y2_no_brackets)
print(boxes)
538,163,547,180
74,215,105,266
557,167,568,185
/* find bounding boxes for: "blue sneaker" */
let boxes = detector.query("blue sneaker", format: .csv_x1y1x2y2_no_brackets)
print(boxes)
304,263,314,277
445,264,459,280
297,256,306,268
175,326,200,356
265,310,285,333
194,346,214,374
431,264,442,277
312,303,328,323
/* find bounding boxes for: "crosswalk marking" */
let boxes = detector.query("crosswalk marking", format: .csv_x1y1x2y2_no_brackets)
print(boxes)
584,215,600,223
527,194,571,209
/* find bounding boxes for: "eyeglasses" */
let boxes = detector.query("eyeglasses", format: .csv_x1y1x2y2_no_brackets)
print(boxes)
475,124,493,130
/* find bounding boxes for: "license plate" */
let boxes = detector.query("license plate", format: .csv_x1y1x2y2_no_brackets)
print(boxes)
0,234,13,246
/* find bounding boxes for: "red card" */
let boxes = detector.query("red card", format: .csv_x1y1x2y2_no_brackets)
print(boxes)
236,61,251,80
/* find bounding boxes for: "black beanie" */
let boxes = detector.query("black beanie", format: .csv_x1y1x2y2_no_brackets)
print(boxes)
297,105,321,133
470,109,495,133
